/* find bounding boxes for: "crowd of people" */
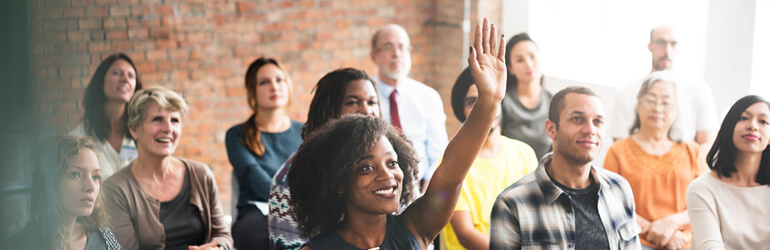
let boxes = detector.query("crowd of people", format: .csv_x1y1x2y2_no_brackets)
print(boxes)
15,18,769,250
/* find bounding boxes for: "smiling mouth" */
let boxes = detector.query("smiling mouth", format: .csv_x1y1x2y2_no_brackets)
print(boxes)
156,138,172,143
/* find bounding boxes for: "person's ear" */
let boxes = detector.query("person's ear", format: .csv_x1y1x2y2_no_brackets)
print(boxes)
545,119,557,140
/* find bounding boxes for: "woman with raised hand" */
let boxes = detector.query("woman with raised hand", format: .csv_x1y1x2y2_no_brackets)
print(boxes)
225,57,302,249
687,95,770,249
268,68,381,249
104,86,232,250
17,136,121,250
288,18,506,249
604,71,706,250
71,53,143,178
501,33,553,159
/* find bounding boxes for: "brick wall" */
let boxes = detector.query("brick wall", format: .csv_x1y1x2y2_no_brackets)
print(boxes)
30,0,500,216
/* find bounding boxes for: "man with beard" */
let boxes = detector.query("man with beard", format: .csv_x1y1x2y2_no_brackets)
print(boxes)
609,25,718,154
490,86,641,250
370,24,448,185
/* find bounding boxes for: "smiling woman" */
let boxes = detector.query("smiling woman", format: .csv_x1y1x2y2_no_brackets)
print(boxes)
103,86,233,250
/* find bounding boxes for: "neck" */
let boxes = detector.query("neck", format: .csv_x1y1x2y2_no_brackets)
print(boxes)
60,213,85,247
517,79,541,98
636,126,670,142
337,210,388,249
378,73,401,87
104,100,126,124
547,153,592,189
478,130,502,158
732,151,762,186
132,153,176,179
255,108,289,133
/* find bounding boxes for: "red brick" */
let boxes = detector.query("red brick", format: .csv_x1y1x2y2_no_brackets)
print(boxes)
72,0,94,6
146,50,167,61
132,6,153,16
299,0,315,8
87,7,109,17
169,49,189,59
127,28,148,39
79,19,102,29
236,2,255,13
141,18,161,27
103,18,126,28
155,5,175,15
66,31,89,42
149,28,170,39
106,30,127,40
134,61,154,73
156,40,178,49
90,30,105,40
110,6,130,16
63,7,86,18
50,32,66,42
95,0,116,5
156,61,175,71
280,1,295,8
124,51,145,62
42,9,62,19
112,41,132,50
88,42,110,52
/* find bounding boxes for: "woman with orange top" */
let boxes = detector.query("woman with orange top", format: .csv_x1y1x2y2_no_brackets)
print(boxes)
604,71,706,250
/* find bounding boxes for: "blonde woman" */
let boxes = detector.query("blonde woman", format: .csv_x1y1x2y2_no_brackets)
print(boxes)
104,86,232,250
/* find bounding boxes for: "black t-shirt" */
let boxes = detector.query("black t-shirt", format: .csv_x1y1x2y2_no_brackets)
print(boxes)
551,175,610,250
160,170,205,250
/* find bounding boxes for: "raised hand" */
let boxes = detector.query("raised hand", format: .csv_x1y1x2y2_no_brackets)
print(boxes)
468,18,507,102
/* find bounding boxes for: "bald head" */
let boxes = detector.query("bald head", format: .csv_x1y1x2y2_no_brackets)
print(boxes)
370,24,412,82
648,25,678,71
371,24,411,51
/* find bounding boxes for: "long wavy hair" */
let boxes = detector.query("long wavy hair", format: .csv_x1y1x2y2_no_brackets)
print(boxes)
302,68,379,139
242,57,294,157
28,136,109,249
707,95,770,185
288,115,419,237
82,53,143,140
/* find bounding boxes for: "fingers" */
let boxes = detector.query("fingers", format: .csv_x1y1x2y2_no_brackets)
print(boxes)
482,18,490,54
498,34,506,62
490,23,497,56
468,46,480,72
474,22,481,57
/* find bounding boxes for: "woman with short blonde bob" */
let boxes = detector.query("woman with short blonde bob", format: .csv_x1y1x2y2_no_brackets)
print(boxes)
104,86,232,250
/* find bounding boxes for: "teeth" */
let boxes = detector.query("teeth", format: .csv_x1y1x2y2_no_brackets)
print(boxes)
373,187,394,195
156,138,172,143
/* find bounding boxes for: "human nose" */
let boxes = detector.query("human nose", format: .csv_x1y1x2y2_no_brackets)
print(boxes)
83,176,96,192
376,165,395,181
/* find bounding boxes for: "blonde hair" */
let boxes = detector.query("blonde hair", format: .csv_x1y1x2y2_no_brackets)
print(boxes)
126,86,189,131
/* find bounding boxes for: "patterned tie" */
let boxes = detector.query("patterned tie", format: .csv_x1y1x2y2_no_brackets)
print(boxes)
389,89,402,131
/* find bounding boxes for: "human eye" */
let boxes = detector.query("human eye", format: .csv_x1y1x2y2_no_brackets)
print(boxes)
171,117,180,123
69,172,81,179
571,117,583,123
344,100,360,106
360,164,374,173
594,119,604,126
92,174,101,181
760,119,769,125
368,100,378,106
740,115,749,121
152,117,162,122
387,160,399,168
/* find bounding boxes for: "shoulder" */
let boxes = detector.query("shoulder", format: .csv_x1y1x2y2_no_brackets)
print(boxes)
290,120,304,129
226,123,245,136
678,141,700,152
496,172,540,204
596,167,630,186
406,78,441,96
96,227,122,249
104,165,134,191
181,158,215,179
608,138,634,152
687,173,715,193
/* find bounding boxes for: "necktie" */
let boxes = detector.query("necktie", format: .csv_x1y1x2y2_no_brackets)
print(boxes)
389,89,402,131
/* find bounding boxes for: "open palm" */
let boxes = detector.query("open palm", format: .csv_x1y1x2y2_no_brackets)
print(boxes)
468,18,507,101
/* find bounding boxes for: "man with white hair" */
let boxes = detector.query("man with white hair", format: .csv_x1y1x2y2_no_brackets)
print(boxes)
609,25,718,153
370,24,448,184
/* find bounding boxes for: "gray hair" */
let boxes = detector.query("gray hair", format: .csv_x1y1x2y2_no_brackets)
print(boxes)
126,86,189,130
371,24,410,51
629,70,681,141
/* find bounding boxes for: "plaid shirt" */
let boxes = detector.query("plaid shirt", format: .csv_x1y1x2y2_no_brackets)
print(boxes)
490,153,641,250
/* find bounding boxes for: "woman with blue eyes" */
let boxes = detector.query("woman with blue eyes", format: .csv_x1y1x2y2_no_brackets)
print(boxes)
17,136,121,249
501,33,553,159
604,71,705,250
687,95,770,249
70,53,143,179
268,67,380,250
225,57,303,249
104,86,232,250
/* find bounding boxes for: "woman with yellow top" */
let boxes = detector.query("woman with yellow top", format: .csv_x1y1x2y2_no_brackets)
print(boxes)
604,71,706,250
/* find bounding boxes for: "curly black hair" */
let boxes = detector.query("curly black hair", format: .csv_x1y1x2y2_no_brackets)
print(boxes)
287,114,419,237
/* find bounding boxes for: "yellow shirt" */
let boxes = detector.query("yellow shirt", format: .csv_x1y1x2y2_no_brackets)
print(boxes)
440,136,538,250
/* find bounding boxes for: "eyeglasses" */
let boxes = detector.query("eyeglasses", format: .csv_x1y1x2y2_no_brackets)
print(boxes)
640,97,675,109
376,44,411,54
464,97,477,108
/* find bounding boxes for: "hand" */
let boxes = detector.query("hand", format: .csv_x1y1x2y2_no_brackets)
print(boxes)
644,218,678,248
468,18,507,102
663,230,687,250
189,240,222,250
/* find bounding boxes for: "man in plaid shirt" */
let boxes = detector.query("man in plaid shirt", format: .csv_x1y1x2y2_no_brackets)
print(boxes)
490,86,641,250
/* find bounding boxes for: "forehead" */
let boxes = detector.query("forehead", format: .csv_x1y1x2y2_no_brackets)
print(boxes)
646,80,675,94
561,93,605,117
511,41,539,55
110,59,134,70
65,149,100,170
651,26,677,41
745,102,770,115
145,102,181,117
257,64,283,77
376,28,409,46
345,79,376,95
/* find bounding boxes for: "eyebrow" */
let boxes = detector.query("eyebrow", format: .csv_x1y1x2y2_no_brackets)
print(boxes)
355,151,395,163
67,165,101,172
569,111,603,119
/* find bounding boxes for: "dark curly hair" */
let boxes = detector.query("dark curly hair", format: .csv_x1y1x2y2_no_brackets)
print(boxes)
302,68,378,139
287,114,419,237
82,53,143,140
707,95,770,185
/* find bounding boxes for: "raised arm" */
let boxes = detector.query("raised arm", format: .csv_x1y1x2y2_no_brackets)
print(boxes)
399,17,507,245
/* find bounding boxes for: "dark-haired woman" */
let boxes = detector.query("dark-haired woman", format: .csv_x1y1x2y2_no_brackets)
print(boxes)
225,57,303,249
16,136,121,249
687,95,770,249
268,68,380,249
70,53,143,178
501,33,552,159
289,18,506,250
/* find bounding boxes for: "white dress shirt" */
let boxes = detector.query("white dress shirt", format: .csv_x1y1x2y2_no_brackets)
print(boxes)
375,76,448,181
